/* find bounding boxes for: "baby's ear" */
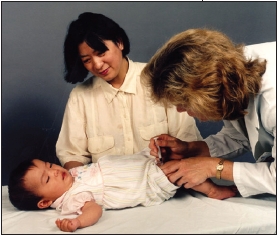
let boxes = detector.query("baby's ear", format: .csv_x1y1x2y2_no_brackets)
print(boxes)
37,199,53,209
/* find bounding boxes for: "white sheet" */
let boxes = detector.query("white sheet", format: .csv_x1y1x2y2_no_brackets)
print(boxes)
2,185,276,234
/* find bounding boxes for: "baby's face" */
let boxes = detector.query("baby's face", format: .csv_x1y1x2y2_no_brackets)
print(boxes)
25,159,73,201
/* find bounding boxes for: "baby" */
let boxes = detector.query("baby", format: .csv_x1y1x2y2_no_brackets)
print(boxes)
8,149,236,232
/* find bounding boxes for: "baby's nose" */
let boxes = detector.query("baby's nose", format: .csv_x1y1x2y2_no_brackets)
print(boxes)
53,169,59,177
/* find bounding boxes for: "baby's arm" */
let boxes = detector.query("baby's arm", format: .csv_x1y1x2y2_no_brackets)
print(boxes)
55,200,103,232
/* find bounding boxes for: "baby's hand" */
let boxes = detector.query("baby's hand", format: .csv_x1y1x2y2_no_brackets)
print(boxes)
55,218,81,232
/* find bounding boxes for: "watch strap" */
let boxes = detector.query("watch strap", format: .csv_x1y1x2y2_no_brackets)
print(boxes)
216,159,225,179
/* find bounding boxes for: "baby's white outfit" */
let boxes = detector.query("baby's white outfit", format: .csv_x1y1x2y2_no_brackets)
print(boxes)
51,149,178,215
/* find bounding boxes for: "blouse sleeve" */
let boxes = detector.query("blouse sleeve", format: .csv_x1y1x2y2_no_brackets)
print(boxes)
60,191,95,215
56,88,92,166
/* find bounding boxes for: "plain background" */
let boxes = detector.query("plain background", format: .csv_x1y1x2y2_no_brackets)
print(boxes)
1,2,276,185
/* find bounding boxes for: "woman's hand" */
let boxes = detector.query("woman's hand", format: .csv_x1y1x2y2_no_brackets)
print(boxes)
149,134,189,162
160,156,214,188
150,134,210,163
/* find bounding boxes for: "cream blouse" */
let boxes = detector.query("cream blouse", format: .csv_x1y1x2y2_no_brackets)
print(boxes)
56,59,202,165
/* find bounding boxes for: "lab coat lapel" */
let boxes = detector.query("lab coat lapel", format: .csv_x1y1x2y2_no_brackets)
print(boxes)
244,96,259,158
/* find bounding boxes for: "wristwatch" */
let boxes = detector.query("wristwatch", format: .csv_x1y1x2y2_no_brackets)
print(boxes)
216,159,225,179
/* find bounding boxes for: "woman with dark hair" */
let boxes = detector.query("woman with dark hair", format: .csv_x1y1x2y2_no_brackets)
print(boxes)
142,28,276,197
56,13,202,170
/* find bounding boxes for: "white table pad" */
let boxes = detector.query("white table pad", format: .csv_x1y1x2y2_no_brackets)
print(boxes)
2,185,276,234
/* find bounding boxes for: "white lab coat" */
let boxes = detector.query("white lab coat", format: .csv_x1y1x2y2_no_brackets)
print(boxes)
205,41,276,197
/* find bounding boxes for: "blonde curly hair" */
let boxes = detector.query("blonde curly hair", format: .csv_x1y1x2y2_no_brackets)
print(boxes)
141,28,266,120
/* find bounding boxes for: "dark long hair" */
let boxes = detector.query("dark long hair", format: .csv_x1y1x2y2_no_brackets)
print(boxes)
64,12,130,84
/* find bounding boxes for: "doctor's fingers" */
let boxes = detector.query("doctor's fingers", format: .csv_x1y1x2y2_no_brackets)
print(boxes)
167,170,189,186
160,159,181,173
157,138,182,149
149,140,158,155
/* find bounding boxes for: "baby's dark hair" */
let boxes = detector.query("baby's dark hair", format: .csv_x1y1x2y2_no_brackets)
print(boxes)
8,159,46,211
64,12,130,84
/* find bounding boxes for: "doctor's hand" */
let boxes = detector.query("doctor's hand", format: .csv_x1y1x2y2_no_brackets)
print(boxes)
149,134,189,163
149,134,210,163
160,156,213,188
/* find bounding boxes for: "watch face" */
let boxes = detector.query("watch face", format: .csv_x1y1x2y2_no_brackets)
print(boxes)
217,165,224,171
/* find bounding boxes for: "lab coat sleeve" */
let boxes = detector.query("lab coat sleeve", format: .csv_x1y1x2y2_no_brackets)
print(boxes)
233,127,276,196
204,120,251,159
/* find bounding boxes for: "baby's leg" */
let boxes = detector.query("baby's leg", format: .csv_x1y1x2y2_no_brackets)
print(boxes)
191,179,237,200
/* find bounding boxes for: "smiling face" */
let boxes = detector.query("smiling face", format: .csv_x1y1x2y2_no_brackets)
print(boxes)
24,159,73,208
79,40,128,88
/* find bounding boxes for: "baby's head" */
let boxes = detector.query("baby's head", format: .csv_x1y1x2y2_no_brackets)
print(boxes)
8,159,73,210
8,159,43,210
